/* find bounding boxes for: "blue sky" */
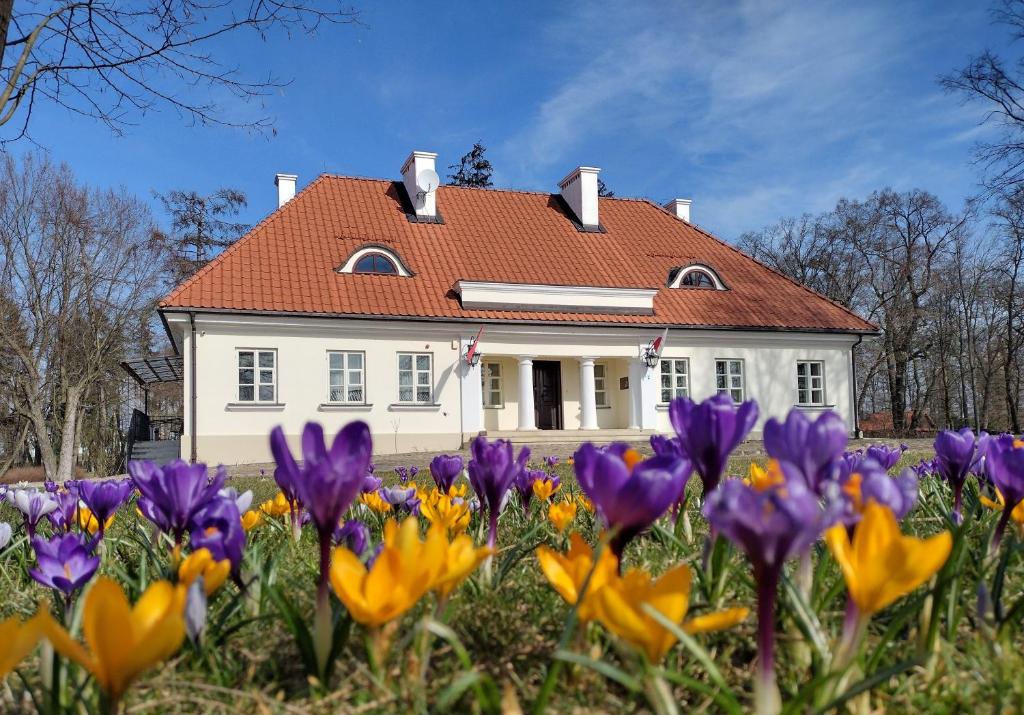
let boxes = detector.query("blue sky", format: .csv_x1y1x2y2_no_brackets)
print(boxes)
20,0,1011,240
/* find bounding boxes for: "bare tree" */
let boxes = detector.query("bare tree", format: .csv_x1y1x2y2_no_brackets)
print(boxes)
0,153,166,480
0,1,360,140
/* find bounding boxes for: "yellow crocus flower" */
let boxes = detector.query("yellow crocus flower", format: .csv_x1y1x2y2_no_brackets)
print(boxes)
78,506,114,535
0,611,48,677
745,460,786,492
330,518,445,627
576,494,595,514
361,491,392,514
429,525,493,599
447,483,469,499
178,548,230,595
41,577,186,706
240,510,263,531
825,502,952,616
420,491,471,536
259,492,290,517
591,563,749,663
535,532,617,621
532,478,560,502
547,500,577,533
980,489,1024,529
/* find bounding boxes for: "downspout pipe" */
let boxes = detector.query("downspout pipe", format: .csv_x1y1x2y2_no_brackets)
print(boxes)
851,335,863,439
189,312,198,463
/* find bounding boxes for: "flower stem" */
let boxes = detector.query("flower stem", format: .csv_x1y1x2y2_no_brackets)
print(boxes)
991,504,1014,552
754,562,781,715
312,531,333,680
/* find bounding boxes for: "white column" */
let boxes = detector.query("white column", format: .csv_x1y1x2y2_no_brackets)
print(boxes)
578,357,599,430
517,356,536,430
458,337,484,436
627,359,643,430
637,358,659,429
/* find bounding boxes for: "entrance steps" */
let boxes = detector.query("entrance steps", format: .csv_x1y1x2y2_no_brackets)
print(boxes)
128,439,181,466
481,429,656,445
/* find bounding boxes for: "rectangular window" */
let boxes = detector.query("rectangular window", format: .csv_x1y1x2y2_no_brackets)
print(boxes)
797,361,825,406
594,364,608,407
660,359,690,403
482,362,503,407
715,359,745,403
398,352,433,403
328,351,365,403
238,349,276,402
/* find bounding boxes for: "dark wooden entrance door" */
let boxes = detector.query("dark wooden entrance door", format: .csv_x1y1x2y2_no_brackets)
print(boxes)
533,361,563,430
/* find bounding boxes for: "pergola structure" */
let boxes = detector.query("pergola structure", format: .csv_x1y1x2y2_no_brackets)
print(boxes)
120,355,184,386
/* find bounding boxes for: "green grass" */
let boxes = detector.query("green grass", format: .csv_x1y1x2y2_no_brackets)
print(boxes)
2,450,1023,713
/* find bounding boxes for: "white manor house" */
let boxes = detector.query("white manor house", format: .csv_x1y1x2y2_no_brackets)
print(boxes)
130,150,876,464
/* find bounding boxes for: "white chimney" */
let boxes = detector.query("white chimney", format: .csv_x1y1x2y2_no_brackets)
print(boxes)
275,173,297,208
401,150,439,219
559,166,601,228
664,198,692,223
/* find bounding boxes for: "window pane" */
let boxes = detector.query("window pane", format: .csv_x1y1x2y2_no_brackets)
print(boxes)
329,353,343,370
416,355,430,371
239,369,254,384
810,362,821,376
238,352,254,367
731,376,742,389
399,372,412,386
399,387,413,402
717,375,727,390
329,387,343,402
661,361,670,375
661,374,672,389
399,354,412,370
489,390,501,405
730,361,742,374
594,365,605,378
797,363,806,378
490,363,500,377
416,386,431,402
348,353,363,369
259,369,274,384
662,388,672,403
731,388,743,402
329,372,343,387
596,392,607,406
417,372,430,385
677,360,687,375
349,388,363,402
349,370,362,385
716,361,726,375
258,385,274,401
239,386,254,401
259,352,274,367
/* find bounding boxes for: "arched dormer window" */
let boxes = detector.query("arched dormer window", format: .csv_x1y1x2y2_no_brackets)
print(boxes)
338,245,412,277
668,263,726,290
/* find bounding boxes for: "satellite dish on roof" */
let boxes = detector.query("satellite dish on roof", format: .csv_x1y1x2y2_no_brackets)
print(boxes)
416,168,439,195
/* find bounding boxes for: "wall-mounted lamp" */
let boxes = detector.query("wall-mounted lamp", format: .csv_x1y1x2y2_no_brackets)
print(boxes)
464,344,482,367
641,346,660,369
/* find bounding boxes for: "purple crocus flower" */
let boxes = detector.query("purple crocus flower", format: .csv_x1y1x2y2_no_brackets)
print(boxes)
650,433,684,458
29,533,99,598
467,436,530,548
838,461,918,524
395,466,409,483
43,480,58,493
430,454,464,494
78,479,134,536
129,460,225,546
362,474,383,493
189,495,246,574
933,428,977,525
409,466,419,478
982,434,1024,548
48,491,81,533
704,474,835,709
380,485,417,511
668,393,758,496
515,469,544,507
11,489,58,537
865,443,906,471
0,522,11,550
270,419,372,670
545,455,560,468
763,409,847,493
574,443,688,558
333,519,370,556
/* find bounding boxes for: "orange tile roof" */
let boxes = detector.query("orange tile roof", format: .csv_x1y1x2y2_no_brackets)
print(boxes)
160,175,876,333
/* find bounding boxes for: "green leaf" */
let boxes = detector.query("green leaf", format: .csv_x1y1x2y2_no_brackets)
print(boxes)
553,649,642,691
780,573,830,662
265,584,318,677
656,668,744,715
814,657,922,714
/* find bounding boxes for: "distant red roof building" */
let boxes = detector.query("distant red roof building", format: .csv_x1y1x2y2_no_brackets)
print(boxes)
860,410,937,435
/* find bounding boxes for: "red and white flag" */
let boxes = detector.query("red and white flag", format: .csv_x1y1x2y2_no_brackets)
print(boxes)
649,328,668,358
465,326,485,365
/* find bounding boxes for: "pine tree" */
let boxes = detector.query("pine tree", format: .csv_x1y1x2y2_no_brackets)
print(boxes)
597,178,614,197
447,142,494,187
157,188,249,283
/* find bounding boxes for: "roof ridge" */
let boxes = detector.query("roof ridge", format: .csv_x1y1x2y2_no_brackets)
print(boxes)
159,174,331,306
642,199,877,331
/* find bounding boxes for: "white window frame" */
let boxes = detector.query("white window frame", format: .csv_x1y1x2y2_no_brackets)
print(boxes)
715,358,745,403
398,352,433,404
796,360,826,406
659,358,690,403
482,361,503,408
327,351,366,404
594,363,608,407
237,349,277,403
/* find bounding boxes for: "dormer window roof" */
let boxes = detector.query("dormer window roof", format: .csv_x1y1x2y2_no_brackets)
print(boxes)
669,263,726,290
339,245,412,277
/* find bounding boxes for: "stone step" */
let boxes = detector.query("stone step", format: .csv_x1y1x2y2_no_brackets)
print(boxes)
128,440,181,466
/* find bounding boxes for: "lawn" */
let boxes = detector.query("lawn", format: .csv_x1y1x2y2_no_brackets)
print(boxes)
1,443,1023,714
